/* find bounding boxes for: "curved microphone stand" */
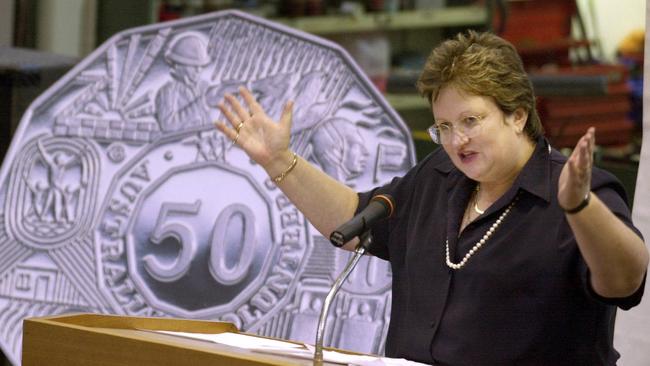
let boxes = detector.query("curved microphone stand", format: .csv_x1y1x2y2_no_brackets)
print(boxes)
313,231,373,365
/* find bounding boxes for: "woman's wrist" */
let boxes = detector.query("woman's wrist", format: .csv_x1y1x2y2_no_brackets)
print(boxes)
561,192,591,214
264,150,297,183
271,152,298,184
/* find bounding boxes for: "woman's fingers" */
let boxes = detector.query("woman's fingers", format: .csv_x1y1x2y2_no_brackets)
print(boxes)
214,121,236,140
579,128,595,174
571,128,595,188
214,120,244,149
225,93,250,122
559,127,596,210
576,140,586,173
569,154,581,183
239,87,263,116
218,102,240,127
584,127,594,151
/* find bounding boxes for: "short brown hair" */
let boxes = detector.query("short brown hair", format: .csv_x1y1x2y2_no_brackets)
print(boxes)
416,30,543,141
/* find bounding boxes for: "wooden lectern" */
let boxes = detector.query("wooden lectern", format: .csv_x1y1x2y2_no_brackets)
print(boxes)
22,313,346,366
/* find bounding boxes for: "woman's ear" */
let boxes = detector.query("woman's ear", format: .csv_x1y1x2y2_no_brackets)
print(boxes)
512,108,528,133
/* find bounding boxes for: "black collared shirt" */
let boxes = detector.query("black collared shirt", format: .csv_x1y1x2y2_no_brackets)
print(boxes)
357,137,645,366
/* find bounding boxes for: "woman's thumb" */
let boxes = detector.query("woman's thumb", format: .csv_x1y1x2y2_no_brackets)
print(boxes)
280,101,294,129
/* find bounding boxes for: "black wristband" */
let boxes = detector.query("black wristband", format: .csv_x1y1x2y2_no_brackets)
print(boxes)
563,192,591,214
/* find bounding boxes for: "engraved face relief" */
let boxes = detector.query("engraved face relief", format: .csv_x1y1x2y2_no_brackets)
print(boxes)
310,118,370,183
0,10,415,365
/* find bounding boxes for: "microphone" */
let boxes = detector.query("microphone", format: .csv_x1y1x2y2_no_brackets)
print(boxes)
329,194,395,247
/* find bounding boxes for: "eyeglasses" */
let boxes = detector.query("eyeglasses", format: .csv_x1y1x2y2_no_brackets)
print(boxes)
427,114,486,144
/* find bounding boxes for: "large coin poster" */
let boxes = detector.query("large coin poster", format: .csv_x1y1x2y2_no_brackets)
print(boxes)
0,10,415,364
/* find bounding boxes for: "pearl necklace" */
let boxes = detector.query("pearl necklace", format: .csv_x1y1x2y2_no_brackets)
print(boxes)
446,195,518,270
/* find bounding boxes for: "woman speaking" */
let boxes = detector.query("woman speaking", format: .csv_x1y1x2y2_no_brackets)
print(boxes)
215,31,648,365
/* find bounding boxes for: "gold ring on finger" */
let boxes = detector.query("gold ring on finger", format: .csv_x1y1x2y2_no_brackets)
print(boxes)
235,121,244,133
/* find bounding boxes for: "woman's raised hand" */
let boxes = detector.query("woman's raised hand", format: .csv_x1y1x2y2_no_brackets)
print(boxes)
558,127,595,211
215,86,294,169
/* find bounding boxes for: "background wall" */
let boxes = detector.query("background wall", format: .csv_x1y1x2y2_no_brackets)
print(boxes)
0,0,15,46
614,1,650,365
576,0,645,62
26,0,646,61
35,0,96,57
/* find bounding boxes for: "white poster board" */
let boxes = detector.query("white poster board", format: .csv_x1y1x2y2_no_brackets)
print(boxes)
614,1,650,365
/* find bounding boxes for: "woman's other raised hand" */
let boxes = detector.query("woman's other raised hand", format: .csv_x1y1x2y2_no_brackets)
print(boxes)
558,127,595,212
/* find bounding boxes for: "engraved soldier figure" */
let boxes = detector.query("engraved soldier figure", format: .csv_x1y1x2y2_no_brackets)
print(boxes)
156,31,211,132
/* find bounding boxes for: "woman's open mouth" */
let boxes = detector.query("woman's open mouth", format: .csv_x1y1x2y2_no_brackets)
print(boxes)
458,151,478,164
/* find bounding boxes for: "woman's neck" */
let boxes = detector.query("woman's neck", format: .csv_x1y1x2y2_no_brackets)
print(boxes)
478,138,536,203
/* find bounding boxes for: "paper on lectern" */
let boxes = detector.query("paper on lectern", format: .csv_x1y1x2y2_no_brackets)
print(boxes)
153,330,429,366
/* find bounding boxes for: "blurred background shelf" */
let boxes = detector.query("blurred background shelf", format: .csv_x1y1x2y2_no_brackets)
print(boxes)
385,93,429,111
274,6,488,35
